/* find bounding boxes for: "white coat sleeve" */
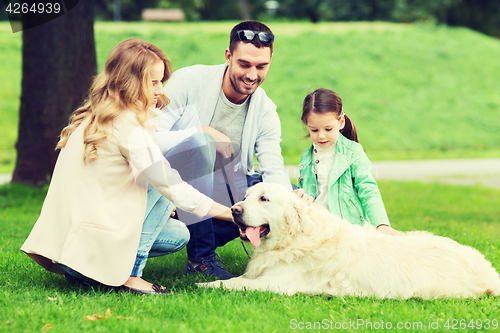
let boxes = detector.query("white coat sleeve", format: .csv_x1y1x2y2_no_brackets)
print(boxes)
126,123,213,218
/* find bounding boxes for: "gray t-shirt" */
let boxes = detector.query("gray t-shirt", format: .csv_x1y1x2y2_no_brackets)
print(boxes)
209,89,250,158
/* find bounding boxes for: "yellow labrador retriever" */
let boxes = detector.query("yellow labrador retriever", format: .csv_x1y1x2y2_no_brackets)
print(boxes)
198,183,500,299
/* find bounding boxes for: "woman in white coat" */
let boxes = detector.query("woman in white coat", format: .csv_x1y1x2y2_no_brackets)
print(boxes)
21,39,232,295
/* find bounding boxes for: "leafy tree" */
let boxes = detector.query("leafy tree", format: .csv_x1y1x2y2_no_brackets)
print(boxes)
95,0,159,21
445,0,500,37
391,0,460,22
158,0,205,21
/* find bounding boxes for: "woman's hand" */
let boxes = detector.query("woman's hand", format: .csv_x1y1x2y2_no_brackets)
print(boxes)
208,202,233,222
170,207,176,217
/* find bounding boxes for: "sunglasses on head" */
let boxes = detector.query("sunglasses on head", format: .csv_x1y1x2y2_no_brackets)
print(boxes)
231,30,274,45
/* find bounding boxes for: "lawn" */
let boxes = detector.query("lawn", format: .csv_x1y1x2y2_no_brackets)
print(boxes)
1,21,499,332
1,181,499,332
1,21,500,173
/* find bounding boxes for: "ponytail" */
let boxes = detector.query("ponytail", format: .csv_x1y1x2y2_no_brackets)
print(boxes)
341,114,358,143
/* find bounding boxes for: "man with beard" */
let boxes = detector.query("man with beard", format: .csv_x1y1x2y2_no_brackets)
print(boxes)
145,21,292,280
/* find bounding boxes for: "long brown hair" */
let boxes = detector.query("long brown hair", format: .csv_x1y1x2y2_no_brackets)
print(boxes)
301,88,358,143
56,38,173,163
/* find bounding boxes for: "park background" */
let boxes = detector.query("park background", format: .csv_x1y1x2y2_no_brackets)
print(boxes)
1,0,500,332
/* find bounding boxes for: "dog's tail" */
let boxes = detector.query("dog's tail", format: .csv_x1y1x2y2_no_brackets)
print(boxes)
485,288,499,296
483,273,500,296
484,279,500,297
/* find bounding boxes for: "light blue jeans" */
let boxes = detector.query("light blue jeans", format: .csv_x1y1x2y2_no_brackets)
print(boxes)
130,184,190,277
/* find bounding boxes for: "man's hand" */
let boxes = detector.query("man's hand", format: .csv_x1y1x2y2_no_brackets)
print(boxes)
199,126,234,159
376,224,401,236
292,188,314,206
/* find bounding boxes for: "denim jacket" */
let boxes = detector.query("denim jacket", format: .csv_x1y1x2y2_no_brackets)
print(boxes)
298,134,390,227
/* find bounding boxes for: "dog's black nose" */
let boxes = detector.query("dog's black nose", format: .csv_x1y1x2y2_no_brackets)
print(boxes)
231,205,243,215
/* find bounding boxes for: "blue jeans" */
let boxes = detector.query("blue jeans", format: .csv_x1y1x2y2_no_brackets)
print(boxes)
131,184,190,277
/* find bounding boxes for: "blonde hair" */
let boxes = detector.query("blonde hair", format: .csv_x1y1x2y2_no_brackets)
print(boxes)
56,38,173,163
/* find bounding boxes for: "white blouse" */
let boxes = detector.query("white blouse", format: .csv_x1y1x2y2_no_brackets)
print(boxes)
312,143,337,208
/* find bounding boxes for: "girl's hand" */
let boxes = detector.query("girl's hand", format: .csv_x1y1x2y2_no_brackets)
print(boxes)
171,207,176,217
292,188,314,206
376,224,401,236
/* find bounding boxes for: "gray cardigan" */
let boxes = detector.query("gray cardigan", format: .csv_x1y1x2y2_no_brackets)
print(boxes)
155,64,292,190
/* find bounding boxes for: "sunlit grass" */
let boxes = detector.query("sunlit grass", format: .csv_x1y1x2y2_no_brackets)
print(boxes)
1,181,499,332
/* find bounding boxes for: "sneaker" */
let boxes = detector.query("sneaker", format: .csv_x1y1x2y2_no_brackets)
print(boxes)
185,254,235,280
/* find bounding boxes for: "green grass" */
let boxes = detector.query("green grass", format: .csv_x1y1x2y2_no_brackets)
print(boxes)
0,23,21,174
2,22,499,332
1,181,499,332
1,21,500,173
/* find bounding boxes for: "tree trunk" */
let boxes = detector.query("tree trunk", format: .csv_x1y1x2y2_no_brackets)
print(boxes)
12,0,96,185
239,0,251,20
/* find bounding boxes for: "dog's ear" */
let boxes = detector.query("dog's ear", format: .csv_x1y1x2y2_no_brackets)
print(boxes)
284,195,315,236
284,198,301,232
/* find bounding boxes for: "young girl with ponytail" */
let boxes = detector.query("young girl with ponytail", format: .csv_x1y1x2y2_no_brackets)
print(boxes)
298,88,400,236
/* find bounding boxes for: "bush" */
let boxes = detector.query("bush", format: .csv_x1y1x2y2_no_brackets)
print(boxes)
444,0,500,37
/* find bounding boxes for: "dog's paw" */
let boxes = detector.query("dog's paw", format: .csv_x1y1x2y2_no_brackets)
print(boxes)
196,281,224,289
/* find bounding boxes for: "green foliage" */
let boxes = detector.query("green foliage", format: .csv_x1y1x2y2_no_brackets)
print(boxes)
159,0,205,21
0,24,21,173
269,0,499,38
198,0,244,21
277,0,397,22
445,0,500,37
1,181,499,332
266,0,463,23
391,0,460,22
2,0,499,37
94,0,221,22
94,0,160,21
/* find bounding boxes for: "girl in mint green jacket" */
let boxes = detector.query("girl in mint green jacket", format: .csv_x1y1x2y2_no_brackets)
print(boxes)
298,88,400,236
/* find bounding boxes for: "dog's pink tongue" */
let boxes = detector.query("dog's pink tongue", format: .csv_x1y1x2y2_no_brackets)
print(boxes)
245,226,262,247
